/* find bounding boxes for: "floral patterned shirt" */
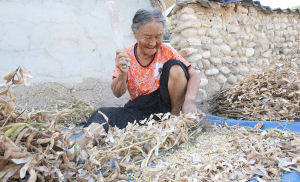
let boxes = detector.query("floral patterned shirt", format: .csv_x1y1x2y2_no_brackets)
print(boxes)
113,43,191,101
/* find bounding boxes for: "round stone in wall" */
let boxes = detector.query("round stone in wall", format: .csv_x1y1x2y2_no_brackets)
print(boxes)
202,51,211,59
236,47,242,56
236,75,244,82
219,66,231,74
229,66,239,75
210,57,221,65
197,61,203,69
262,51,271,58
205,68,219,76
220,45,231,55
188,54,203,63
228,42,237,48
202,59,210,70
199,78,208,87
181,7,195,14
230,51,237,57
245,48,255,57
253,50,260,59
213,38,223,45
179,48,198,57
239,66,249,75
227,75,237,84
201,44,210,50
197,89,207,101
256,59,263,66
198,29,206,36
246,42,255,48
210,45,220,57
248,58,256,66
170,36,181,45
181,14,197,21
221,56,233,64
181,29,198,38
225,34,232,41
216,75,227,84
208,29,219,38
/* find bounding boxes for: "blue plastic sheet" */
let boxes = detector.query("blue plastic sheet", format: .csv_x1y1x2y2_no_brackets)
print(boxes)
206,114,300,182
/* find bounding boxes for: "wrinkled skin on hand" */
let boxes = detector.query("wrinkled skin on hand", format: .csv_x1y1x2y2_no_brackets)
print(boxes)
115,49,131,73
182,100,206,125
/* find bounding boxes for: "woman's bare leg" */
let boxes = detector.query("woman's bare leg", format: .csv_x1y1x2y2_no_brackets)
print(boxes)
168,64,188,115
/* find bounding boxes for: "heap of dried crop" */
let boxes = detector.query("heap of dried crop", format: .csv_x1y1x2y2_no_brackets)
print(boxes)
209,54,300,122
127,122,300,181
0,67,96,128
26,92,96,127
0,67,34,126
0,112,205,181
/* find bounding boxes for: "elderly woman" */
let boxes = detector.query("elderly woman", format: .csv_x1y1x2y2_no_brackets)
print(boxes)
76,7,205,148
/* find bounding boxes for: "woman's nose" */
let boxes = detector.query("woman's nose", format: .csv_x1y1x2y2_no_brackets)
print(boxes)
149,38,156,45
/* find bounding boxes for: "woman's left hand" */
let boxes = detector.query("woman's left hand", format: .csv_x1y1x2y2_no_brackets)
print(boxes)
182,100,206,124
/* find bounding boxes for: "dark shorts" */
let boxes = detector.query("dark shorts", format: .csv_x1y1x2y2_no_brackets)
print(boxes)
84,59,190,132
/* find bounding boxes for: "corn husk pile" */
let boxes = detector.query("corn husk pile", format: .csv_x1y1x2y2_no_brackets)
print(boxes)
209,55,300,122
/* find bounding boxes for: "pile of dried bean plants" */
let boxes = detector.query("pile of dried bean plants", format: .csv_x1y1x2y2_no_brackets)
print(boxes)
209,53,300,122
1,66,300,181
1,112,300,181
0,67,96,128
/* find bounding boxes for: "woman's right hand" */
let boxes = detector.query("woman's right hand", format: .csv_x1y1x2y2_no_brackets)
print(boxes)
115,50,131,73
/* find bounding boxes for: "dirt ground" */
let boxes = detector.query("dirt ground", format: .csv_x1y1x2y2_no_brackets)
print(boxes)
5,78,209,117
6,79,128,110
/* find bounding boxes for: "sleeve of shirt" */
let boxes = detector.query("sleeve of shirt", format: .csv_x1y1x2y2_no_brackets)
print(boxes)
112,66,120,80
168,45,192,70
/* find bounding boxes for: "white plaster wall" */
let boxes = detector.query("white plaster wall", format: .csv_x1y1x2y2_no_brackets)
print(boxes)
0,0,150,86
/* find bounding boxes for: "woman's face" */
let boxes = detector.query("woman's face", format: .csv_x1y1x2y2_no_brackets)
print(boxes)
134,21,164,56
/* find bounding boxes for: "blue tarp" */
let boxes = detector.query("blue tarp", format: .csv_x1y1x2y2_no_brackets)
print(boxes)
212,0,243,3
206,114,300,132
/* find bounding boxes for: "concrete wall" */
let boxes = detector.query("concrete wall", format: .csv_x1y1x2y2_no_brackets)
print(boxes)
0,0,151,86
169,3,300,101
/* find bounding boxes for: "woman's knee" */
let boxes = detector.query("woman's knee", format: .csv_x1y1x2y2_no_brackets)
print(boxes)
169,64,187,82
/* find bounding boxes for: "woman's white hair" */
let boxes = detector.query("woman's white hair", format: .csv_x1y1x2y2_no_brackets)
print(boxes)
131,7,166,33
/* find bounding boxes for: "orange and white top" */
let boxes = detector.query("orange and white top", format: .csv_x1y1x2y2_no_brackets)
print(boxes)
113,43,191,101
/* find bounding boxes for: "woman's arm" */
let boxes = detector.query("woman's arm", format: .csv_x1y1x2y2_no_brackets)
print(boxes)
182,67,206,117
111,50,131,98
111,72,127,97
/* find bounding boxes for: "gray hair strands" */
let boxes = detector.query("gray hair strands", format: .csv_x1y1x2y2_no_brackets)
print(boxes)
131,7,166,33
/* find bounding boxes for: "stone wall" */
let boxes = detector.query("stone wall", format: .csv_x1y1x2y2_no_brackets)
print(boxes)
169,3,300,101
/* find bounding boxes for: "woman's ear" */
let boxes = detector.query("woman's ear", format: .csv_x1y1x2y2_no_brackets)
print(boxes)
132,29,137,40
